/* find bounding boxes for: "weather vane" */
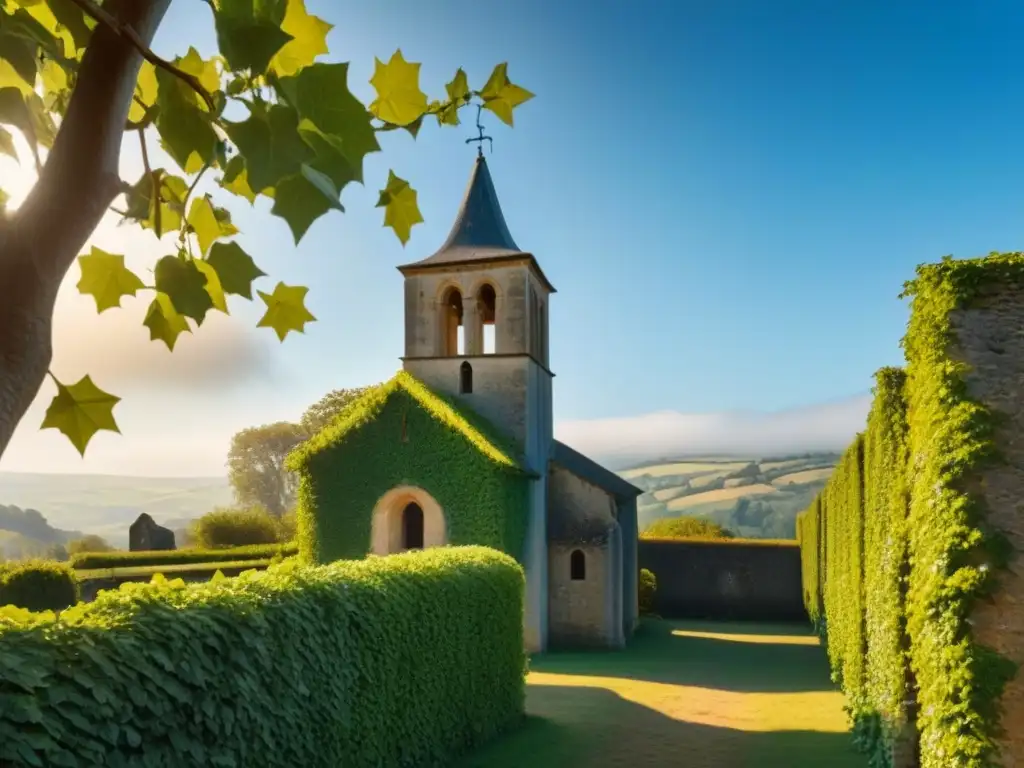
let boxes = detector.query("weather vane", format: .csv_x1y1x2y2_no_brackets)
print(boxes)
465,104,493,157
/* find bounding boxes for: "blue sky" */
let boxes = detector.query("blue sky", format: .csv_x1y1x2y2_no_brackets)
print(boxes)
5,0,1024,475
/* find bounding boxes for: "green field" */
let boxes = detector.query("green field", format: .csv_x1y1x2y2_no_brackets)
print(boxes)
456,619,864,768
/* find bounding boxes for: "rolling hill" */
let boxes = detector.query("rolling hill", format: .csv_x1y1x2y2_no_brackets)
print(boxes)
0,472,232,549
617,452,839,538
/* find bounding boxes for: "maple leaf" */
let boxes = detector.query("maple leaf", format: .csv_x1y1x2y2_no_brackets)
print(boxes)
375,170,423,245
41,375,121,456
256,282,316,341
479,63,534,126
75,248,145,313
270,0,332,77
369,49,428,127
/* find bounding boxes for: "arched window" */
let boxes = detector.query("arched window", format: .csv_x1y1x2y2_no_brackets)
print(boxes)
440,287,464,356
477,283,497,354
460,361,473,394
402,502,424,549
570,549,586,581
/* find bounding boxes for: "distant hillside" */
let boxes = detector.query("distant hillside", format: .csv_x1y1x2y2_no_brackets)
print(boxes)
0,473,232,549
617,452,839,539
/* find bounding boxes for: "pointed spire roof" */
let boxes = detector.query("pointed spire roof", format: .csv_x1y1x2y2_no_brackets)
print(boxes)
397,154,555,292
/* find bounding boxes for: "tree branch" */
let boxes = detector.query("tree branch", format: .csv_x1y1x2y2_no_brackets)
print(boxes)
67,0,215,112
137,127,161,237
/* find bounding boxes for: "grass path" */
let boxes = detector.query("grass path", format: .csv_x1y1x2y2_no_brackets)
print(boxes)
456,619,865,768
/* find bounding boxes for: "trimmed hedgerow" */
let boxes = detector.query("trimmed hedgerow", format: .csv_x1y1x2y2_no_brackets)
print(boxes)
69,542,298,570
796,497,823,628
822,435,867,717
639,568,657,615
0,559,79,612
899,253,1020,767
288,371,530,564
860,366,913,764
0,545,526,767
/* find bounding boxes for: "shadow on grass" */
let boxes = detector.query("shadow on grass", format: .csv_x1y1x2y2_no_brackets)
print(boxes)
529,619,836,694
452,685,865,768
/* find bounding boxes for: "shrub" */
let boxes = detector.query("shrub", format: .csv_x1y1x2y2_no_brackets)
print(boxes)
639,568,657,615
69,542,299,570
0,559,79,611
66,534,115,554
0,546,526,767
640,516,734,540
190,506,283,548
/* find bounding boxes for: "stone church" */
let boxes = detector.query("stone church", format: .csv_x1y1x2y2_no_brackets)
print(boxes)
290,152,641,653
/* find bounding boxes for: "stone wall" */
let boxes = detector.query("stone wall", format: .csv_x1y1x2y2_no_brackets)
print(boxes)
948,285,1024,761
639,539,806,621
548,542,615,647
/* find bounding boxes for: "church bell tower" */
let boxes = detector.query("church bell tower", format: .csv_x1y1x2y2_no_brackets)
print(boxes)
396,151,554,652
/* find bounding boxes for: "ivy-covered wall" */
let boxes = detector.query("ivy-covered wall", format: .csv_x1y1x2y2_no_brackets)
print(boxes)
797,253,1024,768
288,372,530,565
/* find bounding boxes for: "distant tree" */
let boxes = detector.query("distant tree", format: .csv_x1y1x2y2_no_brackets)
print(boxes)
640,516,735,540
190,507,283,549
67,534,115,554
300,386,372,434
227,422,307,517
45,543,69,562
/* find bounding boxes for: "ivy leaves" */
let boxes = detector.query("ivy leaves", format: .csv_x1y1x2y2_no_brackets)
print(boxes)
0,0,532,457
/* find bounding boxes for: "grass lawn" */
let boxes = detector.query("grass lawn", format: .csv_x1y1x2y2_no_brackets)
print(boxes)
455,619,865,768
75,559,272,581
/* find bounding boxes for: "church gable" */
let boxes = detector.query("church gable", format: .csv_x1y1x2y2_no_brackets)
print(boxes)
288,371,530,564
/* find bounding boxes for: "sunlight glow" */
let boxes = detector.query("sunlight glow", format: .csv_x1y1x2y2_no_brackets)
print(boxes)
671,629,821,646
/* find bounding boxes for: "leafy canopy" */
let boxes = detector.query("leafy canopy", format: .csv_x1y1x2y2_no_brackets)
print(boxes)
0,0,533,454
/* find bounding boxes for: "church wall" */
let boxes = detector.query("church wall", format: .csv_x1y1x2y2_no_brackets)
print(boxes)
618,496,640,635
548,542,616,648
402,264,532,358
547,464,617,529
403,356,529,446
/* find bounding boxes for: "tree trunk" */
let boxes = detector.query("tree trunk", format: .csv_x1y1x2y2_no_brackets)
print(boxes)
0,0,172,460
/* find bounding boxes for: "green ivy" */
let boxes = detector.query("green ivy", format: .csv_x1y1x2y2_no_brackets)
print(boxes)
0,559,79,612
796,497,823,627
0,546,526,767
900,252,1021,768
288,372,530,564
861,366,912,766
69,542,299,570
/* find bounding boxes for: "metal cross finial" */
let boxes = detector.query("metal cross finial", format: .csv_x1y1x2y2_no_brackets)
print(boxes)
465,104,493,157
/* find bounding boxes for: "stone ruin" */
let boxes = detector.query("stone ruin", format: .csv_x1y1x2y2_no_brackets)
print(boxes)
128,513,176,552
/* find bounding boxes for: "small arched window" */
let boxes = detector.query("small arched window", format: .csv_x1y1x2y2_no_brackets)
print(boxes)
570,549,586,581
402,502,424,549
460,361,473,394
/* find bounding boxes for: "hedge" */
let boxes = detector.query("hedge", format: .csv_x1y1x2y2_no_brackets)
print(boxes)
69,542,298,570
797,252,1024,767
0,545,527,767
0,560,79,612
288,372,530,564
796,497,822,628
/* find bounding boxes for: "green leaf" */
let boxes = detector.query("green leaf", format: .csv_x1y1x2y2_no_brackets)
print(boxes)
194,259,228,313
14,0,92,58
214,12,293,74
223,102,311,194
186,196,239,256
143,293,191,351
0,88,55,153
291,62,379,182
478,63,534,126
123,171,188,237
219,155,258,204
369,49,428,127
437,68,469,126
129,61,158,124
269,0,332,77
256,282,315,340
0,31,38,95
206,241,265,299
75,247,145,313
375,170,423,245
155,68,218,174
177,46,221,95
271,169,339,243
296,120,356,191
153,255,214,324
0,125,17,162
41,375,120,456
